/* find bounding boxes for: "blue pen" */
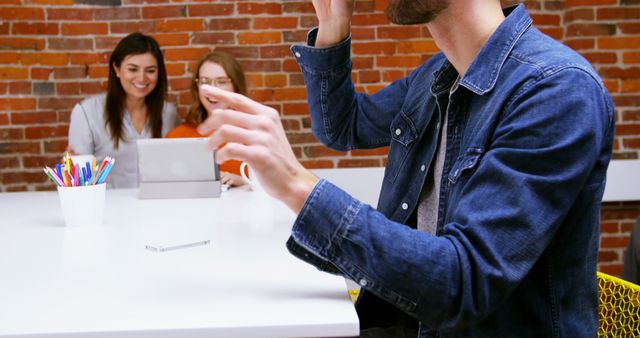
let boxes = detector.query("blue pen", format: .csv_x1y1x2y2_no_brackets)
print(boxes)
97,163,114,184
85,162,92,182
55,163,63,181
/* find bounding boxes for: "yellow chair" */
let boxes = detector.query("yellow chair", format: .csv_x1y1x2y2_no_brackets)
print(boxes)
349,272,640,336
597,271,640,337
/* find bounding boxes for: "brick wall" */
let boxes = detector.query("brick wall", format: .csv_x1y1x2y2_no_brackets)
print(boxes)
0,0,639,274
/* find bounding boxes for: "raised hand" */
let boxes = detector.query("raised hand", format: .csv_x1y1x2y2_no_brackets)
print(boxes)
311,0,355,47
196,85,319,213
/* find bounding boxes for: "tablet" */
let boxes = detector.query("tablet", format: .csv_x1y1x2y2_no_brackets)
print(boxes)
137,138,221,199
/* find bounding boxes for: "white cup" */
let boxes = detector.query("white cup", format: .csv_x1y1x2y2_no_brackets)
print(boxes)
57,183,106,227
240,162,262,192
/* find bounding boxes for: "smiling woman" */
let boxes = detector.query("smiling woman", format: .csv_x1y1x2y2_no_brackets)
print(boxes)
67,33,179,189
166,51,247,187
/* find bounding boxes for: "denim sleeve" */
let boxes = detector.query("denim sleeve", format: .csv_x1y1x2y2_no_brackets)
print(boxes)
290,28,409,151
287,67,614,330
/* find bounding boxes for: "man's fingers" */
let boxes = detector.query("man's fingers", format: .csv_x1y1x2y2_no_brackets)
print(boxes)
199,84,273,117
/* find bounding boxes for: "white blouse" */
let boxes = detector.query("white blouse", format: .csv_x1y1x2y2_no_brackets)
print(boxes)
68,93,178,188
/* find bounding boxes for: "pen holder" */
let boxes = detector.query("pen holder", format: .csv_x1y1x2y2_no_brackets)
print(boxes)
57,183,106,227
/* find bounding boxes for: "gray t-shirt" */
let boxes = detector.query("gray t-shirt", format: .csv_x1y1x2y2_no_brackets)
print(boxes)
68,93,178,188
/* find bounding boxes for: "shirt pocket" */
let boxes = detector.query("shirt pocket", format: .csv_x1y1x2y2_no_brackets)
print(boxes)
384,112,417,184
448,147,484,185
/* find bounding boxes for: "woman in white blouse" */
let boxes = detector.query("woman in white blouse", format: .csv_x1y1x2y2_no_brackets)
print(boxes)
68,32,178,188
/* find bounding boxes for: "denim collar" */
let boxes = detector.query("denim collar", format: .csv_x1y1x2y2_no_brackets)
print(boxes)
431,4,532,96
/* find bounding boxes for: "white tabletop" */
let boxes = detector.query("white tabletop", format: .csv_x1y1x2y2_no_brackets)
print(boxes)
0,186,359,338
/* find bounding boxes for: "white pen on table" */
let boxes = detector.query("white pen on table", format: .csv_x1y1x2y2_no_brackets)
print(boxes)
145,240,210,252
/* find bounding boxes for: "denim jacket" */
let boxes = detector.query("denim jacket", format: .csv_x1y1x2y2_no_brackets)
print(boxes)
287,5,615,337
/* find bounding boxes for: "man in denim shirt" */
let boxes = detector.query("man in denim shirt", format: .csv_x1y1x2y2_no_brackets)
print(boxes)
198,0,615,336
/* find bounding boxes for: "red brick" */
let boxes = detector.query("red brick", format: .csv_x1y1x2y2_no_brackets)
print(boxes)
0,67,29,80
286,132,317,144
377,26,422,40
0,113,8,125
599,37,640,50
352,13,389,26
239,60,280,72
376,55,422,68
238,2,282,15
566,23,616,37
304,145,346,158
0,37,45,51
0,156,20,169
0,52,19,64
281,118,301,131
188,4,233,17
622,137,640,149
207,18,249,31
531,13,561,26
156,19,204,33
621,79,640,93
20,53,68,65
9,81,30,95
565,0,617,6
564,8,594,23
274,87,306,101
597,7,640,20
254,17,298,30
11,111,57,125
601,221,620,233
238,32,282,44
338,158,382,168
352,27,376,40
301,159,335,169
282,2,315,13
264,74,287,88
624,52,640,64
582,52,617,64
191,32,236,45
622,110,640,122
351,147,390,156
47,8,93,20
260,45,293,59
25,125,68,139
43,140,67,153
0,98,36,111
565,38,596,50
0,127,24,139
282,103,309,116
12,22,59,35
0,6,45,20
600,235,630,248
62,23,108,36
353,42,396,55
95,7,140,20
111,22,156,34
598,250,619,262
619,23,640,35
248,89,274,102
22,155,64,168
31,67,52,80
0,142,40,154
37,97,78,110
142,5,186,19
359,70,380,83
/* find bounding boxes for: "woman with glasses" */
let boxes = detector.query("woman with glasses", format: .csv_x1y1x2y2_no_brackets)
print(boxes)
167,51,248,187
67,32,178,188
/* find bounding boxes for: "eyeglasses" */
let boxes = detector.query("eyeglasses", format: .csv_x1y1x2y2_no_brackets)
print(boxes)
196,77,233,88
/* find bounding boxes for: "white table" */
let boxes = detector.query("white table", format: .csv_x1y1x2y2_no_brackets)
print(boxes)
0,186,359,338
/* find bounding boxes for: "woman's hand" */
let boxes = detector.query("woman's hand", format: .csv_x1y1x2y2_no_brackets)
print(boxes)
197,85,318,213
220,171,244,187
311,0,355,47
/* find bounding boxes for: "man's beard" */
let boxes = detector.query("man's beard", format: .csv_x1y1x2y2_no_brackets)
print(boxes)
385,0,449,25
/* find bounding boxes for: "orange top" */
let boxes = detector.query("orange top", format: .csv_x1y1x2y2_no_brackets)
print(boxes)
166,124,242,176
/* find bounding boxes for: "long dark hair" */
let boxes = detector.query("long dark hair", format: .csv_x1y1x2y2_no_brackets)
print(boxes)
185,51,247,126
105,32,167,148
